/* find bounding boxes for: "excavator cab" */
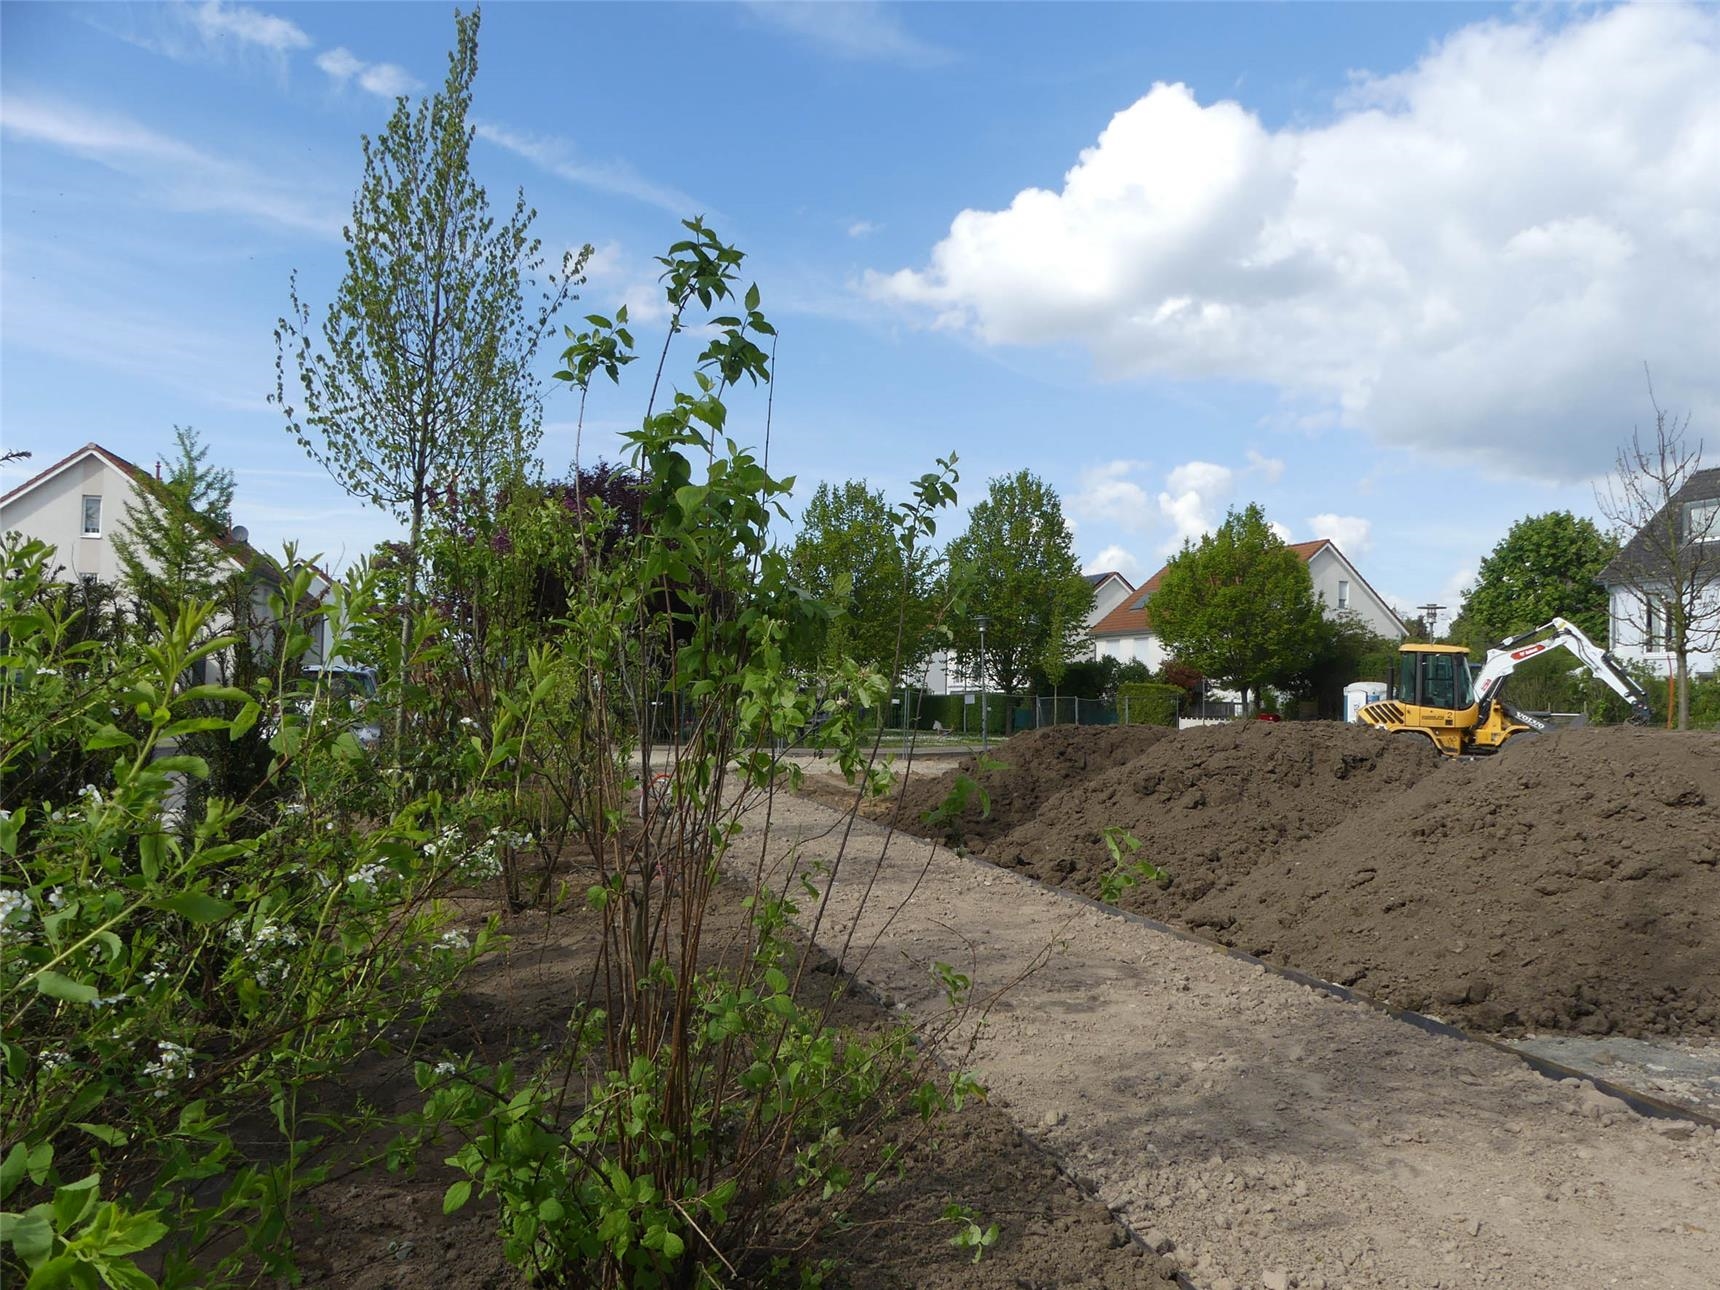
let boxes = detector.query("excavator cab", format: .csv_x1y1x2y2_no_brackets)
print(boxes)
1391,645,1476,712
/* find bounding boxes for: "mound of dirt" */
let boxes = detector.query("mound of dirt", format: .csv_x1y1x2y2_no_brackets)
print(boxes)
986,721,1441,914
890,724,1175,845
934,722,1720,1037
1190,727,1720,1037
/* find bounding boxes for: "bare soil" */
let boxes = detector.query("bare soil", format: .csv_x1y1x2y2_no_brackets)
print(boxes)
875,722,1720,1037
742,791,1720,1289
289,861,1168,1288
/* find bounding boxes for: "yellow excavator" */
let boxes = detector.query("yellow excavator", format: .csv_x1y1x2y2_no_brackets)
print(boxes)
1358,617,1652,757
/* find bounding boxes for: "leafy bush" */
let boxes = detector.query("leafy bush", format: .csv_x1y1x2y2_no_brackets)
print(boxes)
1,535,507,1286
1117,681,1182,726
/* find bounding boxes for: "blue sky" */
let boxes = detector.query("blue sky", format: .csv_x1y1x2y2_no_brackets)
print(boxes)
3,2,1716,629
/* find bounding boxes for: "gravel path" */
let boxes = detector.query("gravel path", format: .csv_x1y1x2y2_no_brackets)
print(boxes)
734,793,1720,1290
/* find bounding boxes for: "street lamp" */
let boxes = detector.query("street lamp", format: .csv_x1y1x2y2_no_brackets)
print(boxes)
974,615,990,749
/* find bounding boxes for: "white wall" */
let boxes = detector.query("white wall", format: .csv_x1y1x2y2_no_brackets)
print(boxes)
1607,583,1720,676
1094,633,1168,671
1308,547,1402,640
1085,575,1133,630
0,455,135,583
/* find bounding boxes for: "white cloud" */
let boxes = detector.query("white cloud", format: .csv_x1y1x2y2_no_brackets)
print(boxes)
1070,459,1154,531
577,240,673,325
1246,449,1285,484
1268,520,1294,544
1306,512,1373,555
870,3,1720,479
848,220,880,238
474,123,699,216
1086,544,1145,583
181,1,309,53
1156,459,1234,553
316,47,420,99
743,1,950,67
0,97,342,238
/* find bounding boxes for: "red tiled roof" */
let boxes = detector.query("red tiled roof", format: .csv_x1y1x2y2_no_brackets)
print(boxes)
1090,539,1332,637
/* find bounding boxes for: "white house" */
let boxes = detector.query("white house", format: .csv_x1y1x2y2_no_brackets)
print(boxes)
916,569,1135,695
1599,466,1720,678
0,442,337,666
1090,539,1405,669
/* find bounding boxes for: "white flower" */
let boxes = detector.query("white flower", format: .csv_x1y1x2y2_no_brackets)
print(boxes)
458,716,478,729
142,1040,193,1090
90,992,127,1009
0,889,35,935
435,929,470,953
433,1060,457,1077
46,888,67,910
35,667,59,677
39,1049,71,1074
345,862,389,892
0,808,11,822
282,802,306,816
79,784,101,802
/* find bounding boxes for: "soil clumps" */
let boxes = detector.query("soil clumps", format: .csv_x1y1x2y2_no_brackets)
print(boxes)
884,722,1720,1037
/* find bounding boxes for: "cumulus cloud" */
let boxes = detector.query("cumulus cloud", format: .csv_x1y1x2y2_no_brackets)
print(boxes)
870,3,1720,479
316,47,420,98
1071,459,1154,531
1268,520,1294,544
744,1,950,67
1157,460,1234,552
1307,512,1373,556
848,220,880,238
1086,544,1145,583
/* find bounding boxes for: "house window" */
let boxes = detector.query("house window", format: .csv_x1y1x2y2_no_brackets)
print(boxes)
82,495,102,536
1337,579,1350,610
1685,498,1720,543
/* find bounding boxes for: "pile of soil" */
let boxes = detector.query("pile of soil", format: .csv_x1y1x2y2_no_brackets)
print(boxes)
886,722,1720,1038
1194,727,1720,1037
988,721,1440,914
888,724,1174,845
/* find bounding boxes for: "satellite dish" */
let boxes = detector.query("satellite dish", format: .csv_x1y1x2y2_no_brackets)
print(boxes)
230,525,249,544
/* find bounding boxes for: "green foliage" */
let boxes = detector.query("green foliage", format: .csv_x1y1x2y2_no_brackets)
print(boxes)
790,480,943,683
940,1203,1000,1263
1097,827,1165,904
1116,681,1182,726
0,534,505,1287
1281,612,1396,717
111,426,239,622
1461,511,1618,645
274,7,578,757
1148,503,1323,712
945,471,1094,701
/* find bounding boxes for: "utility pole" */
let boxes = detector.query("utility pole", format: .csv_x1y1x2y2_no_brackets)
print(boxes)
1417,603,1446,639
975,615,990,750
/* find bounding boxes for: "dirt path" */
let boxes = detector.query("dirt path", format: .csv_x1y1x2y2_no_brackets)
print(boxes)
737,793,1720,1290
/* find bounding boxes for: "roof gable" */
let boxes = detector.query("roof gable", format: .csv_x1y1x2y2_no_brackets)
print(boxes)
1599,466,1720,586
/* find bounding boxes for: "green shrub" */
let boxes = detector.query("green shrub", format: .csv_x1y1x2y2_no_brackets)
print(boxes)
1117,681,1182,726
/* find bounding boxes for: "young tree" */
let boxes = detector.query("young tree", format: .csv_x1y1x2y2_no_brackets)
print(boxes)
1148,503,1323,713
111,426,240,620
273,7,578,747
788,479,940,682
1460,511,1618,646
1596,384,1719,730
944,470,1093,703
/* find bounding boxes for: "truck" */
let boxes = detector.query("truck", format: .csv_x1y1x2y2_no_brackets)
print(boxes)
1357,617,1652,756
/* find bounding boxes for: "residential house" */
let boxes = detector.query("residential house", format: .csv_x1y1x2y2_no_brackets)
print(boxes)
1599,466,1720,677
0,442,337,667
1090,539,1404,670
916,569,1136,695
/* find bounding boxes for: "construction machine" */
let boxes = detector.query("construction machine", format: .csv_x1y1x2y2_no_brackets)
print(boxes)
1357,617,1652,756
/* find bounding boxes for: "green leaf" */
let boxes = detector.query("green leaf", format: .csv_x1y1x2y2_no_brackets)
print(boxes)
83,726,135,752
2,1209,55,1263
173,685,249,706
442,1180,472,1215
94,1210,168,1257
35,972,99,1005
229,701,260,740
71,1124,127,1149
660,1228,685,1259
537,1197,565,1223
0,1144,27,1202
157,891,235,925
147,756,209,780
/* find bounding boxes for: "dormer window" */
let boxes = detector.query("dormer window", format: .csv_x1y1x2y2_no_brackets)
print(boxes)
82,495,102,536
1685,498,1719,543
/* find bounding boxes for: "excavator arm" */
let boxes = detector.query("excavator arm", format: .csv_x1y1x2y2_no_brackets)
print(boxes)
1473,617,1653,725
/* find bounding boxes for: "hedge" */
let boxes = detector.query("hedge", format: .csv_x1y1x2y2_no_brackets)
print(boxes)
1117,681,1182,726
